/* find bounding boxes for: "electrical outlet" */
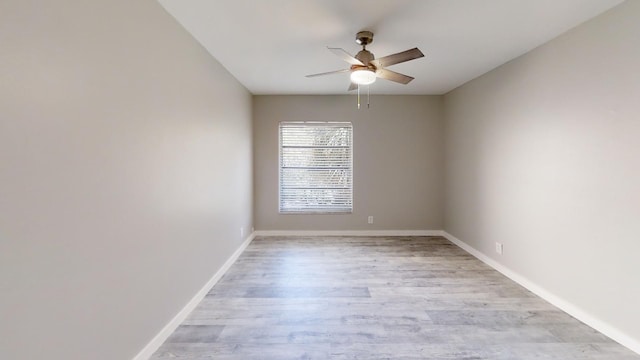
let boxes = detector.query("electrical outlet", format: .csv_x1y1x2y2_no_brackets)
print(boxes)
368,216,373,224
240,227,244,238
495,242,503,255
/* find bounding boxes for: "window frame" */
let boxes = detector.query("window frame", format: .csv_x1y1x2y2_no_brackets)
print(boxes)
278,121,353,214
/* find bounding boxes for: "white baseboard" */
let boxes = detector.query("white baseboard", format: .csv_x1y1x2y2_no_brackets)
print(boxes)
441,231,640,356
254,230,443,237
132,232,256,360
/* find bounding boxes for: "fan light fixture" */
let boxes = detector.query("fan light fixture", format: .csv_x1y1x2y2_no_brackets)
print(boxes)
350,69,376,85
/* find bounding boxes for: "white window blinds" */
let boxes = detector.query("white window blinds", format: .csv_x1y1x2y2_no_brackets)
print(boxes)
279,122,353,213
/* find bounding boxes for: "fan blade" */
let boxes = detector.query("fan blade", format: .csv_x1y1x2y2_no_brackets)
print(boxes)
306,69,350,78
376,68,414,84
328,47,364,66
371,48,424,68
348,82,358,91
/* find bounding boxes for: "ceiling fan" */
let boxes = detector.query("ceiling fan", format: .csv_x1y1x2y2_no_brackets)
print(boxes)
306,31,425,91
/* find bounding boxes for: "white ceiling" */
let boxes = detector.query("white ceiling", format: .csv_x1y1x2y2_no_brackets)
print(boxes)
158,0,623,95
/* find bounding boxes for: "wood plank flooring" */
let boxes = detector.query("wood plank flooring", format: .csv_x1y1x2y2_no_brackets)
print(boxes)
151,236,639,359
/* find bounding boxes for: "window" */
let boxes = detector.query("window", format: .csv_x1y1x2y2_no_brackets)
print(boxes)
279,122,353,213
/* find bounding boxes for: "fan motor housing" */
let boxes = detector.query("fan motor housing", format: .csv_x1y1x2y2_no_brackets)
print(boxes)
355,49,375,66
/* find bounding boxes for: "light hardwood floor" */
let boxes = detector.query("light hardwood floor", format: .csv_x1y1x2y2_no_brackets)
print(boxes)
151,236,639,359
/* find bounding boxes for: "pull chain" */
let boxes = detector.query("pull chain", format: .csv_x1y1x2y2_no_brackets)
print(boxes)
356,84,372,109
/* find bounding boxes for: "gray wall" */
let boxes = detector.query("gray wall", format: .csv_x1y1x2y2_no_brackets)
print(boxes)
443,0,640,347
0,1,252,359
253,95,443,231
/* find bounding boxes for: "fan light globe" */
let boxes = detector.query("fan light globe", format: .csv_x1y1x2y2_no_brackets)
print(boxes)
350,69,376,85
